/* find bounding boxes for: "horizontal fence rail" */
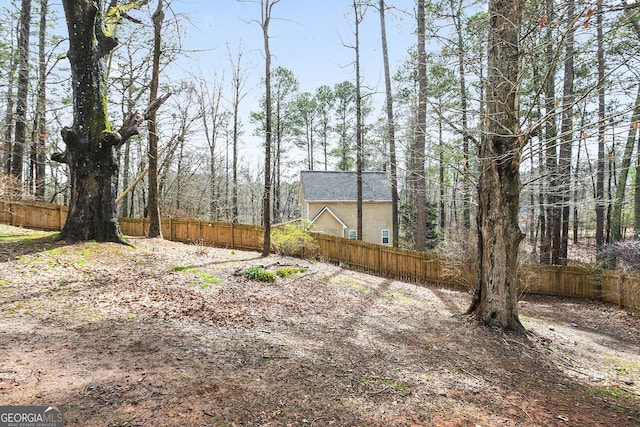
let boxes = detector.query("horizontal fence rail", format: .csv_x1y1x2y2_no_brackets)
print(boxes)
2,200,639,312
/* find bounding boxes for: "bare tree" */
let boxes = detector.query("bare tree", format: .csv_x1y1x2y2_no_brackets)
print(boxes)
256,0,280,256
377,0,399,246
353,0,365,241
229,45,249,223
31,0,47,199
595,0,606,258
10,0,31,182
147,0,166,238
414,0,427,251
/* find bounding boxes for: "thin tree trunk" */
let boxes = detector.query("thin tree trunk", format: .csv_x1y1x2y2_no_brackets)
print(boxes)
261,0,279,257
378,0,399,247
450,0,471,232
595,0,606,258
415,0,427,252
33,0,47,200
11,0,32,182
2,27,17,175
147,0,164,238
354,0,363,241
635,139,640,238
542,0,560,265
439,118,446,240
559,0,575,264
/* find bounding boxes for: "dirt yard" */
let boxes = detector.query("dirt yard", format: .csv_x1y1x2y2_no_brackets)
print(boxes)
1,224,639,426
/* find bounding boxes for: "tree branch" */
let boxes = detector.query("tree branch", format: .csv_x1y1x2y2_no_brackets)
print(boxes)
115,92,172,149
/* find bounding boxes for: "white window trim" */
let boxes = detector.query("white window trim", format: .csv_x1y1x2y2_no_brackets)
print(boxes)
381,229,390,245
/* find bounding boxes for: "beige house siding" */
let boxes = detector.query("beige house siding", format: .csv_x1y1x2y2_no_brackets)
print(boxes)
306,201,393,245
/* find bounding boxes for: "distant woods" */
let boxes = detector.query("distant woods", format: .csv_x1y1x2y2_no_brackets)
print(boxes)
0,0,639,261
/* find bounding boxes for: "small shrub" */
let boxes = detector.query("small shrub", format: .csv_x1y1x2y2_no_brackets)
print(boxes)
243,265,277,282
275,266,308,278
270,223,318,257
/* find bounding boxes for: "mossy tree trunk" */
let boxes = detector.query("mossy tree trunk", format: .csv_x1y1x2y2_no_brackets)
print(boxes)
467,0,525,333
55,0,163,243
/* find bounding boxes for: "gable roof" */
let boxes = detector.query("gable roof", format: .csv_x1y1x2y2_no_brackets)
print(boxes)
310,206,348,229
300,170,392,202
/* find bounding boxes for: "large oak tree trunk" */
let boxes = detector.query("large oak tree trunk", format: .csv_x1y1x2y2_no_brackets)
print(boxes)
467,0,525,332
57,1,123,242
55,1,162,243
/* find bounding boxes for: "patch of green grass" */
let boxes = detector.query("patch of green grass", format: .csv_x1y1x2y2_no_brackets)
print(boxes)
198,272,222,288
585,385,635,400
0,279,9,286
243,265,277,282
172,265,222,288
275,266,308,278
172,265,196,273
0,229,56,244
379,379,408,393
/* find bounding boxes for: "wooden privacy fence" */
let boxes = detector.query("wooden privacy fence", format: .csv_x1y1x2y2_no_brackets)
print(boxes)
2,200,640,312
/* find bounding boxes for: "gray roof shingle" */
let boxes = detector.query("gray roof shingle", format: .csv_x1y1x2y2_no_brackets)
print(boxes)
300,171,392,202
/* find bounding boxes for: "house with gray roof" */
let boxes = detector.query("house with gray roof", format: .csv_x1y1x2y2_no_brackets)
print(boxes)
298,170,393,245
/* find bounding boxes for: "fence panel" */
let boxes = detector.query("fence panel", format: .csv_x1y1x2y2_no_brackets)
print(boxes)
0,201,67,230
2,200,640,312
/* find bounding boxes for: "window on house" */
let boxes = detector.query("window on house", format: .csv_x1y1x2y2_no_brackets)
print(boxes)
381,229,390,245
348,230,357,240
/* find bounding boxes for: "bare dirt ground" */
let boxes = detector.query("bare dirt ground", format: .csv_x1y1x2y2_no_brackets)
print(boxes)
1,224,640,427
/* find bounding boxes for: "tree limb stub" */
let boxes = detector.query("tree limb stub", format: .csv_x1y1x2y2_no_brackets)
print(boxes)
52,94,171,163
116,92,172,149
104,0,151,39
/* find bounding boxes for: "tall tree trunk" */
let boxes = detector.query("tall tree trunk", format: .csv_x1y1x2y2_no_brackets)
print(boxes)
378,0,399,247
11,0,32,182
2,27,17,175
450,0,471,232
230,48,244,224
54,0,163,243
354,0,363,241
261,0,279,257
595,0,606,258
233,94,240,223
147,0,164,238
573,130,583,244
414,0,427,252
56,0,123,242
467,0,525,332
33,0,47,199
541,0,559,265
635,139,640,238
611,86,640,243
439,118,446,240
559,0,575,264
